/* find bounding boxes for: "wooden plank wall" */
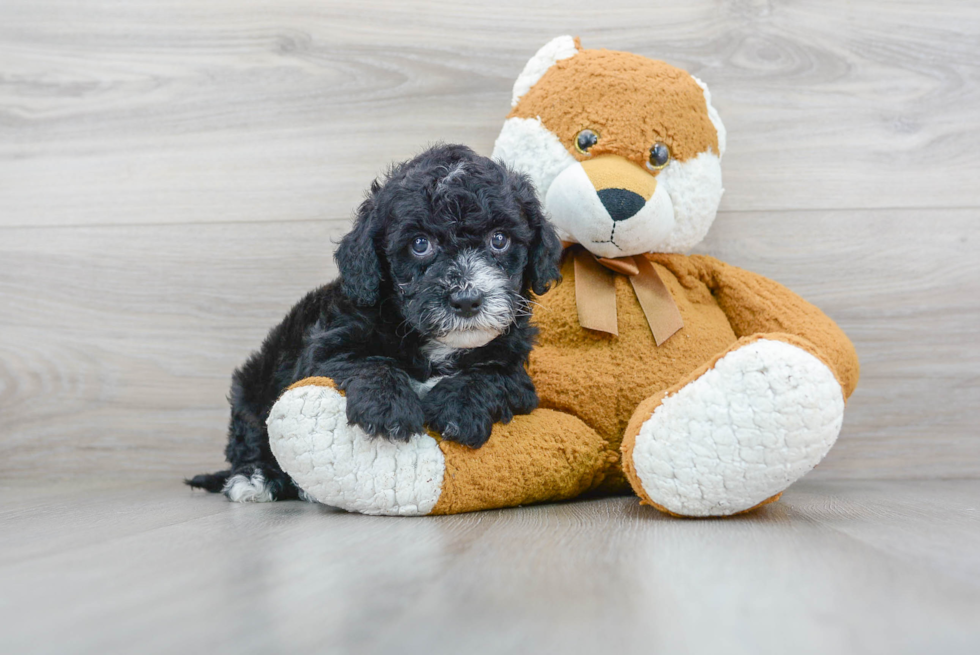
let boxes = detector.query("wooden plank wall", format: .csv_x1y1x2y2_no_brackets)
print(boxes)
2,0,978,482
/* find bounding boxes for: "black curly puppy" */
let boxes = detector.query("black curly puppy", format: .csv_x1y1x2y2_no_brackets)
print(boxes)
187,144,562,502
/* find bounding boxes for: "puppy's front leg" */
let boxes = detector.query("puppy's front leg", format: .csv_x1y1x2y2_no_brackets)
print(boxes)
422,366,538,448
340,361,426,441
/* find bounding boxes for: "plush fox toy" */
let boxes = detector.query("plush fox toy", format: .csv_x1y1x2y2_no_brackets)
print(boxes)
267,37,860,517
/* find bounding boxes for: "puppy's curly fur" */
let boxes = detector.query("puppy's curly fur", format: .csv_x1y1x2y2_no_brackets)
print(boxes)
187,144,562,501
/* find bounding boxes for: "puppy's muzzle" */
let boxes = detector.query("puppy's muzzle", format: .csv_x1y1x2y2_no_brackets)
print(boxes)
427,249,514,348
449,289,483,318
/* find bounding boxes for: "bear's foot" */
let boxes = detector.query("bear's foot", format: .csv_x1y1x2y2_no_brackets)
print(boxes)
267,378,613,516
622,337,846,517
267,379,445,516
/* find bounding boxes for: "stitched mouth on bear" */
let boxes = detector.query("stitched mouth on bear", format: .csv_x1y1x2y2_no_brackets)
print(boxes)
592,222,622,250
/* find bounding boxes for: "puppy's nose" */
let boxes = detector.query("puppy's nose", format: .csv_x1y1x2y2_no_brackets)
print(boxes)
597,188,645,222
449,290,483,318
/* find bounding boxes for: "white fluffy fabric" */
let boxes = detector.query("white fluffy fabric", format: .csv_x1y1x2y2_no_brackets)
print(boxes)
267,385,445,516
630,340,845,517
223,471,276,503
544,161,676,259
492,116,578,242
510,35,579,107
654,150,724,253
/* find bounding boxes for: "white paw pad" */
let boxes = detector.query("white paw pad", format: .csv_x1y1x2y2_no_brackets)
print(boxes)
631,340,845,516
223,471,276,503
267,385,445,516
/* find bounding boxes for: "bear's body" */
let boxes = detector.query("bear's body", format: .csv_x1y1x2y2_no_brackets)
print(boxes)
530,255,738,492
528,252,859,504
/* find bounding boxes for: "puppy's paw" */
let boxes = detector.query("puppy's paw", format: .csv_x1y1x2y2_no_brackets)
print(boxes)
422,380,494,448
344,378,425,441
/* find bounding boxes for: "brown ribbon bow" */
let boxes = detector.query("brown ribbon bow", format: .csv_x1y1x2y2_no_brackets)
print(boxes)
567,245,684,346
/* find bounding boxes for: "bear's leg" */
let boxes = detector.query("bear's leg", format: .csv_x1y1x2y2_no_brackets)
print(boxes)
621,335,847,517
266,378,613,516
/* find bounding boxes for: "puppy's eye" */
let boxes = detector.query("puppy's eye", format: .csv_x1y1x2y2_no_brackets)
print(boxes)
574,129,599,155
647,142,671,170
489,231,510,252
410,235,433,257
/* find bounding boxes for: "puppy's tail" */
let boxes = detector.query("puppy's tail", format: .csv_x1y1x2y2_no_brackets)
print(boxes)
185,470,232,493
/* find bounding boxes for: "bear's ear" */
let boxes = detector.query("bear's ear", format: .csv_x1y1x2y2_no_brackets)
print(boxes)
334,180,385,307
691,75,727,158
511,35,581,107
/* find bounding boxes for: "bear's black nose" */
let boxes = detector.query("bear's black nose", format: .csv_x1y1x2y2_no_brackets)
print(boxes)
597,188,646,222
449,289,484,318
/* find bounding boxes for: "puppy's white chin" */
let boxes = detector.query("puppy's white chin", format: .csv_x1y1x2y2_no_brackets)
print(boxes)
436,328,500,349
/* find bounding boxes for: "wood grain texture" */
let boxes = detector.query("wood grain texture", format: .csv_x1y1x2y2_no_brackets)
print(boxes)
1,479,979,654
1,0,979,483
1,208,977,481
2,0,980,229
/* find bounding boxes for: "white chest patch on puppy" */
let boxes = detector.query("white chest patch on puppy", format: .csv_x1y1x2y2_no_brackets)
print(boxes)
435,328,498,349
408,374,445,399
422,339,460,365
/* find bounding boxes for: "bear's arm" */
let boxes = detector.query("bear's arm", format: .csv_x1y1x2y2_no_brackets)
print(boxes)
680,254,860,398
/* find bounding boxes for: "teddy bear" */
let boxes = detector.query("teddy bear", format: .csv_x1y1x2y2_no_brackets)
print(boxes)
266,36,860,517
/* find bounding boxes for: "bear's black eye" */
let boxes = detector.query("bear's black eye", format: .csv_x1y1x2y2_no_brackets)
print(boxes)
648,142,671,170
574,129,599,155
489,231,510,252
411,235,433,257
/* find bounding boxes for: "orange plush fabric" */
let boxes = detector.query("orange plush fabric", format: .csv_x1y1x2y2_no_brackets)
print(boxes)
431,409,613,515
510,49,719,165
527,252,859,496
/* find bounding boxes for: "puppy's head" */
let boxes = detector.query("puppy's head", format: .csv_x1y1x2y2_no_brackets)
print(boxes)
335,144,561,349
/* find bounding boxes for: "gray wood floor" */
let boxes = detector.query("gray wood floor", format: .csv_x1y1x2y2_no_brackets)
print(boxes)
3,1,980,653
2,479,979,655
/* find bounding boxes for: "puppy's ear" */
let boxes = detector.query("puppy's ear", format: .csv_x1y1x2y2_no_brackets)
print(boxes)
510,171,562,295
335,181,385,306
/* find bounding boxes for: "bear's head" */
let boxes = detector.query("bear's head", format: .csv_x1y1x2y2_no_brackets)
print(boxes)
492,36,726,259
